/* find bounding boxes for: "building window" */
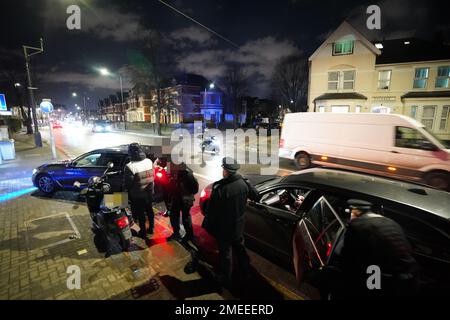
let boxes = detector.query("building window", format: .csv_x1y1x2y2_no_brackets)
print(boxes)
355,105,361,113
410,106,418,119
318,106,326,113
343,71,355,90
440,106,450,131
332,41,354,55
435,66,450,88
328,72,339,90
413,68,429,89
421,106,436,130
331,106,349,113
378,70,392,90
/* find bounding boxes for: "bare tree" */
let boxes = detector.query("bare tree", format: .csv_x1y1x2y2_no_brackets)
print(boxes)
0,50,34,134
124,30,171,135
272,54,308,112
223,64,250,128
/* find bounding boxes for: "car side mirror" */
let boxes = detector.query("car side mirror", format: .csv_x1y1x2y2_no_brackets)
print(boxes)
421,141,438,151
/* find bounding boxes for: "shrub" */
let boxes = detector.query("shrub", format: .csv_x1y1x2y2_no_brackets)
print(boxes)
0,116,23,134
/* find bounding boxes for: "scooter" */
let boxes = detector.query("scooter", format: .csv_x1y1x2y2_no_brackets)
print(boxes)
74,162,133,257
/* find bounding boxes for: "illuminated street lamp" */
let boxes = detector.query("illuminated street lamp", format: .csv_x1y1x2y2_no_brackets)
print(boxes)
99,67,125,128
72,92,77,97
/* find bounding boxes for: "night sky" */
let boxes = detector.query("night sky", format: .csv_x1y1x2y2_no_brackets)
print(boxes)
1,0,449,111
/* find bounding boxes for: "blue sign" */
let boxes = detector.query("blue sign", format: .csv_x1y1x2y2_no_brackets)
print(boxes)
0,94,7,111
40,100,54,113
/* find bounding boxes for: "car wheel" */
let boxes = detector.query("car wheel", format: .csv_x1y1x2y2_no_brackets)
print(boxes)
37,174,56,194
295,152,311,170
423,171,450,191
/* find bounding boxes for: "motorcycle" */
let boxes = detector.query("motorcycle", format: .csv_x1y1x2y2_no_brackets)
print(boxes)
74,162,134,257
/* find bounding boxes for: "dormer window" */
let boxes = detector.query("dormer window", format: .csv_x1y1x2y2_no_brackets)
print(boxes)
333,41,354,55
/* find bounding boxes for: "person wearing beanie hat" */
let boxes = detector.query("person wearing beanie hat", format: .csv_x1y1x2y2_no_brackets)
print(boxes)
201,157,260,289
123,143,154,240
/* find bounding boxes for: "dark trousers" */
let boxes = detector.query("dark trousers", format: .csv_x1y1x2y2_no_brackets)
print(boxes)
130,196,154,236
217,237,250,283
170,198,194,239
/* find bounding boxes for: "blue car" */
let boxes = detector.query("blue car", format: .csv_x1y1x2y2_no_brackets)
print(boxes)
32,145,168,195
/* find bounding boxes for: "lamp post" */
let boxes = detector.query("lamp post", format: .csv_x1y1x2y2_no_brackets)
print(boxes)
23,38,44,147
72,92,90,123
99,68,126,129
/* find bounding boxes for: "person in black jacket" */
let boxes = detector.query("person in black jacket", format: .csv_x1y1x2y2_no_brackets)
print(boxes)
123,143,154,240
328,199,420,300
202,157,260,288
167,163,199,242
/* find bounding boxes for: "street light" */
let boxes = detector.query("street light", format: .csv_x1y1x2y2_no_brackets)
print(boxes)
23,38,44,147
209,83,215,89
14,83,21,88
72,92,77,97
99,67,125,128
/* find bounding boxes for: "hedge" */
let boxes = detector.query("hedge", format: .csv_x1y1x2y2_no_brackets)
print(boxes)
0,116,23,134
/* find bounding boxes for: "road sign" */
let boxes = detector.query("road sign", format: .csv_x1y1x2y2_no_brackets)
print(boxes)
0,94,7,111
40,99,54,113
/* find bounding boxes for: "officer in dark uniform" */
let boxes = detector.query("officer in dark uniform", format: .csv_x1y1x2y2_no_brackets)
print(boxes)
202,157,260,288
328,199,420,300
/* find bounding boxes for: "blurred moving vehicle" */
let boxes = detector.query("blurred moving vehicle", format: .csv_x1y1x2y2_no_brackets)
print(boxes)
199,168,450,299
201,136,220,155
92,120,112,133
279,113,450,190
32,145,169,196
74,162,133,257
52,121,63,129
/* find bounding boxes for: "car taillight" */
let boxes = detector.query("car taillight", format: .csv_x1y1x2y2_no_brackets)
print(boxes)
326,242,332,257
116,216,129,229
280,138,284,148
156,172,163,179
200,189,209,200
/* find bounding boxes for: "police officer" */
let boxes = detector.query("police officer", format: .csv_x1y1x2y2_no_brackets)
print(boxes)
329,199,420,299
202,157,260,288
167,163,199,242
124,143,154,240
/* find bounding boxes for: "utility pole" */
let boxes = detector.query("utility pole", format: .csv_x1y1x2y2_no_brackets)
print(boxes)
119,74,126,130
23,38,44,148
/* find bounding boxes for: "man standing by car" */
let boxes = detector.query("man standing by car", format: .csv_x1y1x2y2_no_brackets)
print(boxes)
124,143,154,240
202,157,260,289
167,163,199,242
328,199,420,299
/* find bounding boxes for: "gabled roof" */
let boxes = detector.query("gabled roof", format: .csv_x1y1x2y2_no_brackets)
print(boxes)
375,38,450,64
314,92,368,101
309,21,381,61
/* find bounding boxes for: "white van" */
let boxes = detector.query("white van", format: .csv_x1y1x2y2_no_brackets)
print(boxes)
279,112,450,190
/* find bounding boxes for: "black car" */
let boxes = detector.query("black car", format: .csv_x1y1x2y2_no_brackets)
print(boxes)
32,145,169,194
199,168,450,299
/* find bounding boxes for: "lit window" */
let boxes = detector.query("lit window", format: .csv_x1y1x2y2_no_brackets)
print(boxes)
333,41,354,55
372,106,391,114
440,106,450,131
331,106,349,113
435,66,450,88
413,68,429,89
375,43,383,49
378,70,392,90
421,106,436,130
410,106,417,119
355,105,361,113
328,72,339,90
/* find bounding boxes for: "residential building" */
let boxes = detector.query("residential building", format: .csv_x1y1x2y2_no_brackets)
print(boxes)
308,21,450,141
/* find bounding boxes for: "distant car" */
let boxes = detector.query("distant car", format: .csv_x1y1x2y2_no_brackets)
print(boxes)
199,168,450,299
52,121,62,129
32,145,171,196
92,120,112,133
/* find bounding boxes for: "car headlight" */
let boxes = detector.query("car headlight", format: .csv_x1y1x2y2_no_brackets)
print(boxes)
106,125,112,130
32,169,38,175
95,126,103,131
